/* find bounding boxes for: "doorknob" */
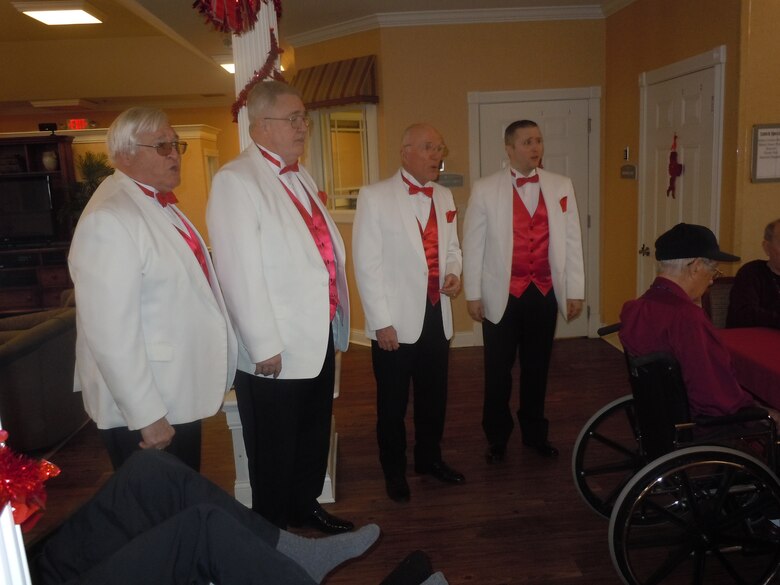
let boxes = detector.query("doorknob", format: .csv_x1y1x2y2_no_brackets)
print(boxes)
638,244,650,257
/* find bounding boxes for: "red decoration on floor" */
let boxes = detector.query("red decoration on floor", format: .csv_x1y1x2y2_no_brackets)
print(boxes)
667,133,684,198
0,429,60,532
231,28,285,122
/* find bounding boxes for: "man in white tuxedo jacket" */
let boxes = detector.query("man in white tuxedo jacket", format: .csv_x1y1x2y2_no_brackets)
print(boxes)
207,81,352,534
463,119,584,463
353,123,465,503
69,107,238,472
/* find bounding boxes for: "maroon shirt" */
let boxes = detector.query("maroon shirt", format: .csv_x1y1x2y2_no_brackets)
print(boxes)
726,259,780,329
619,276,755,417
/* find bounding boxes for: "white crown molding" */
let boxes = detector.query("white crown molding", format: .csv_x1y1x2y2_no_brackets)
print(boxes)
287,5,606,48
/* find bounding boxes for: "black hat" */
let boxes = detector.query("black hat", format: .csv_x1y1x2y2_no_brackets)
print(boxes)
655,223,740,262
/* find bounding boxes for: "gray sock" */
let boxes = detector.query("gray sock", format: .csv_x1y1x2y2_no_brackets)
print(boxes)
276,523,380,583
421,572,449,585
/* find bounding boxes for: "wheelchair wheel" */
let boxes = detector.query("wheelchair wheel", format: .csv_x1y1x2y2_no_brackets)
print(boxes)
572,394,644,518
609,446,780,585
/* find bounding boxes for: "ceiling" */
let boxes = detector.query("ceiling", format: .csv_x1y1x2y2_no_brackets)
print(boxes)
0,0,630,118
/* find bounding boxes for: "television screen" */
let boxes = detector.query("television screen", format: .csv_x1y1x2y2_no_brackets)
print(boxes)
0,176,55,244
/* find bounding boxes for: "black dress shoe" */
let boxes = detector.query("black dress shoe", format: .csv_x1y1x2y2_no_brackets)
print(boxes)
296,504,354,534
523,440,559,458
416,460,465,484
485,444,506,464
385,475,411,503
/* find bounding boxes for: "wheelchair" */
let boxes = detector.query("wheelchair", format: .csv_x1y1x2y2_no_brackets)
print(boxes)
572,324,780,584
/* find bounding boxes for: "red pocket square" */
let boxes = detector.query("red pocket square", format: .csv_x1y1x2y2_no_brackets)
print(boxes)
317,190,328,205
560,197,568,213
446,209,457,223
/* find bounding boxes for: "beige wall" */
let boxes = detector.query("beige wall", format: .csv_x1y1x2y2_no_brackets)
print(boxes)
735,0,780,262
601,0,742,323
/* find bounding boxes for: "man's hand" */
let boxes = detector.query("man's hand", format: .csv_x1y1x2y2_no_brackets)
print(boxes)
255,354,282,378
440,273,461,298
376,325,400,351
139,417,175,450
567,299,584,321
467,299,485,322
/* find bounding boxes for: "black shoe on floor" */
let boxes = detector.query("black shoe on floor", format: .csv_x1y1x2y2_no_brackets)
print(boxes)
379,550,433,585
523,440,559,458
385,475,411,503
294,503,354,534
415,460,465,484
485,444,506,464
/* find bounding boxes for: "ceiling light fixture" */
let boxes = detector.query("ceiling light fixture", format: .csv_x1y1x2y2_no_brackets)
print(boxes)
12,1,103,25
212,56,235,74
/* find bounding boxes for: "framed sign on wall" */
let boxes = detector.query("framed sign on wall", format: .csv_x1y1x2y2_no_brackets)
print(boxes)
752,124,780,182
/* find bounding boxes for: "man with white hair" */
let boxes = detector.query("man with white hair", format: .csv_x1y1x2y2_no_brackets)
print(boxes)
69,106,237,471
207,81,352,533
620,223,757,418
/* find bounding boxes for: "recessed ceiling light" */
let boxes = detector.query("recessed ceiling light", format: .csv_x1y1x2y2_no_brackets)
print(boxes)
12,1,102,25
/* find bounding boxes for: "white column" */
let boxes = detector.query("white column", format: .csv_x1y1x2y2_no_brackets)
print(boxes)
231,5,279,150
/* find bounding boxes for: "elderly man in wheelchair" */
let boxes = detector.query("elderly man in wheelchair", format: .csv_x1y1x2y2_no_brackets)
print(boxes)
572,223,780,585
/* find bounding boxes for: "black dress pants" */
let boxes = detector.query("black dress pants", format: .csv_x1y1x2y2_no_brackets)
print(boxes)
35,450,317,585
372,300,449,479
481,284,558,447
235,330,335,528
99,419,202,472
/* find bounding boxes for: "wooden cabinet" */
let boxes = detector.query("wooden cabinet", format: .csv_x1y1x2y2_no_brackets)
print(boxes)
0,134,75,314
0,245,71,314
0,134,76,245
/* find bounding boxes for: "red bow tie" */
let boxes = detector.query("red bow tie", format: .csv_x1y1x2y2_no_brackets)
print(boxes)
403,176,433,198
515,174,539,188
280,161,299,174
136,183,178,207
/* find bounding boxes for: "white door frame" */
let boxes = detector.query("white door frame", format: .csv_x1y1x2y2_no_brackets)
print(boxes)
467,87,603,338
637,46,727,293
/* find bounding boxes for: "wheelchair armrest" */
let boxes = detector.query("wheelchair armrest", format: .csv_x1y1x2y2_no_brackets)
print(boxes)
693,406,770,427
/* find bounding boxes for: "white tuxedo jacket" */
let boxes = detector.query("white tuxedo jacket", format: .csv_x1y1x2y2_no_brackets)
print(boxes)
353,170,462,343
206,145,349,379
462,167,584,323
69,170,238,431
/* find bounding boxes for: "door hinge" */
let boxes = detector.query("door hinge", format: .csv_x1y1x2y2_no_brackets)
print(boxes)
587,214,591,229
588,118,592,133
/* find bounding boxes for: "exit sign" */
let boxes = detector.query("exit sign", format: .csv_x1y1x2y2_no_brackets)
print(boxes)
67,118,89,130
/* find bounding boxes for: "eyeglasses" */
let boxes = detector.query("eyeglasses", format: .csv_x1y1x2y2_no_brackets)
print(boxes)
264,114,311,129
136,141,188,156
404,142,449,157
692,258,723,280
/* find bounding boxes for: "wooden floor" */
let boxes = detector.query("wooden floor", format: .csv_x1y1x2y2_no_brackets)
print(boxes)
28,337,631,584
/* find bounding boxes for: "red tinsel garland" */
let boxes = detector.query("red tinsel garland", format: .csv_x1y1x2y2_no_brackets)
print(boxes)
231,28,285,122
0,429,60,532
193,0,282,35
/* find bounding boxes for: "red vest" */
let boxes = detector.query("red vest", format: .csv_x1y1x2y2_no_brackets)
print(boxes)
286,192,340,320
509,187,553,298
419,202,440,305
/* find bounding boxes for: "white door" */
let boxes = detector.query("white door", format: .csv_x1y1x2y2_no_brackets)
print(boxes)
475,99,590,338
637,48,725,293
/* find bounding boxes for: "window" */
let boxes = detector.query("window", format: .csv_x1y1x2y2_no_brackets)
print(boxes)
305,104,378,211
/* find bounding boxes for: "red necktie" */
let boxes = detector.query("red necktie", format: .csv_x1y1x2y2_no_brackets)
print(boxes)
136,183,178,207
280,162,299,174
402,175,433,197
515,174,539,188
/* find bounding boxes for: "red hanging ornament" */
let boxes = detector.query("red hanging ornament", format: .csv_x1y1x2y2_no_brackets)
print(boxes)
666,133,684,199
0,429,60,532
193,0,268,35
231,28,285,122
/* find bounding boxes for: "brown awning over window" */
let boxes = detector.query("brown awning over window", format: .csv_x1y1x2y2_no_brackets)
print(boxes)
291,55,378,110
